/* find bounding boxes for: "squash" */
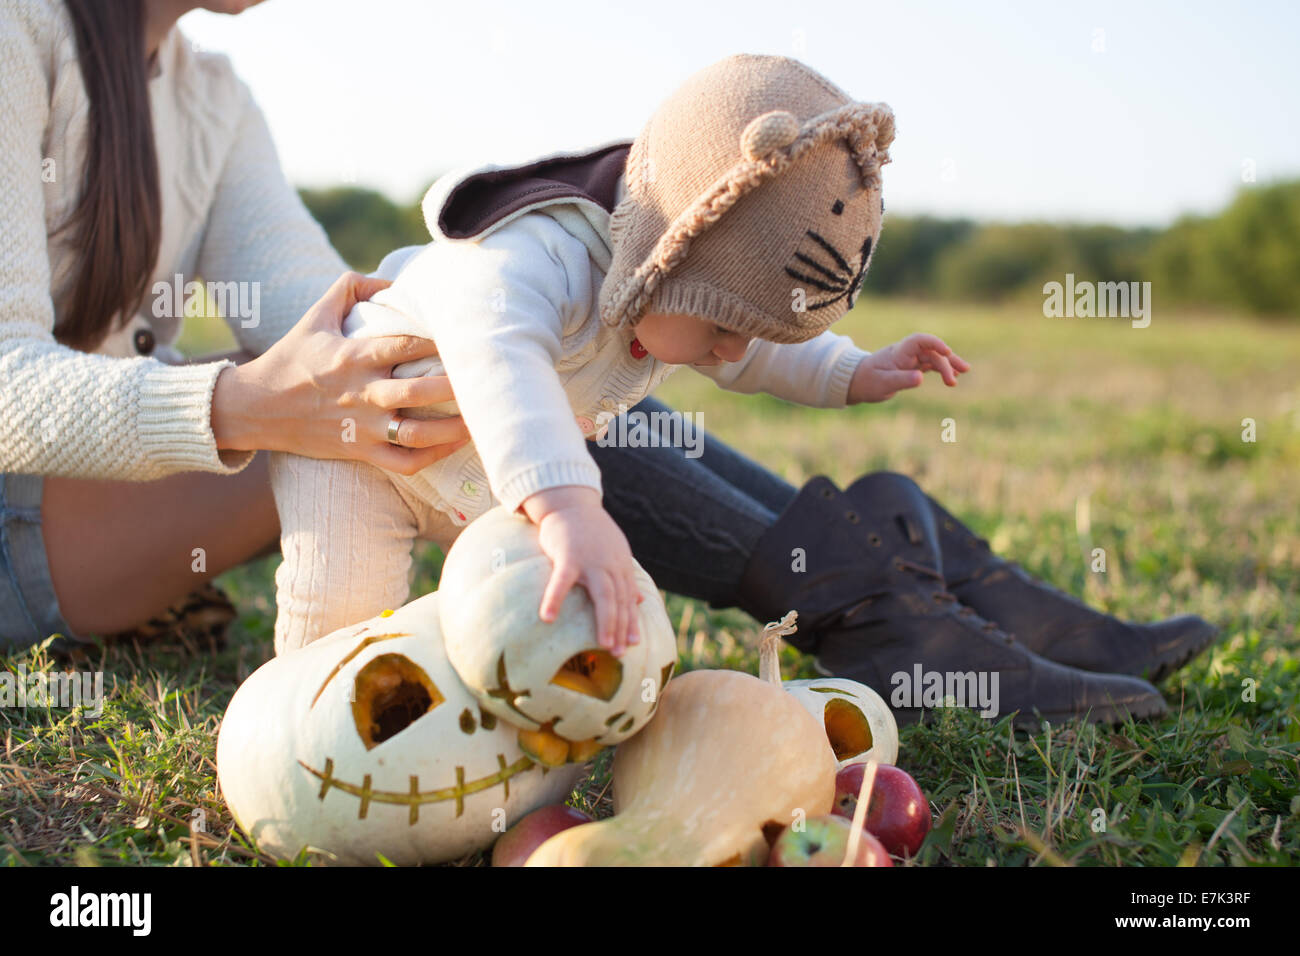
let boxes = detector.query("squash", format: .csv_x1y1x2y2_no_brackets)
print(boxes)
216,591,582,866
437,506,678,762
784,678,898,768
524,615,837,866
759,611,900,768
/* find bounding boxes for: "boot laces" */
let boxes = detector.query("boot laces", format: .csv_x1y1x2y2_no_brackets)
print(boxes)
896,557,1016,644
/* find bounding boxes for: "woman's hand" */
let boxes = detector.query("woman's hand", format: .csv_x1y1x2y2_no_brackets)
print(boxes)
521,485,645,657
847,333,971,404
211,271,471,475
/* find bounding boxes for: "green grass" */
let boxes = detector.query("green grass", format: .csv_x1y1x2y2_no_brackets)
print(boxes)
3,298,1297,866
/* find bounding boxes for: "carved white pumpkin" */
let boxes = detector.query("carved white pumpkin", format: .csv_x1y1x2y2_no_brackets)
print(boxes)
784,678,899,768
437,507,677,764
216,591,582,866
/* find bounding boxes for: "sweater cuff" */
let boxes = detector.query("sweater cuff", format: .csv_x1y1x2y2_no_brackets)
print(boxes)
137,359,256,475
496,458,603,513
827,346,872,407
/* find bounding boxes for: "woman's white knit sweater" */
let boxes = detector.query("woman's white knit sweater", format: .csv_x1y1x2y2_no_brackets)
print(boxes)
0,0,346,480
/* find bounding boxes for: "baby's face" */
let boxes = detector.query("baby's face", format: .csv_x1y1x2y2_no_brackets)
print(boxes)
633,312,752,367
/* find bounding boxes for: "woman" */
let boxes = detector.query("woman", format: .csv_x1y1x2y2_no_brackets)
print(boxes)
1,0,469,645
0,0,1215,722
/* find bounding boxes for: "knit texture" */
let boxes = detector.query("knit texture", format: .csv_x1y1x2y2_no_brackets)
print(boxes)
600,54,895,344
0,0,346,480
270,453,459,654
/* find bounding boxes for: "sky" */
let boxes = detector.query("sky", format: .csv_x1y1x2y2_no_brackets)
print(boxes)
180,0,1300,227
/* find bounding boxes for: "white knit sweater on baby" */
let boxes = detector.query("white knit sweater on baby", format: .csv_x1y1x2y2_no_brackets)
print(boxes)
338,165,871,527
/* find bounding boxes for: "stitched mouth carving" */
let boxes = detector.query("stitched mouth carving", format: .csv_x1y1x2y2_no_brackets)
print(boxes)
785,230,875,311
299,753,536,823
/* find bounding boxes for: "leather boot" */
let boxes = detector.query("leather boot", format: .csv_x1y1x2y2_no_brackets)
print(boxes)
736,474,1167,727
912,488,1219,681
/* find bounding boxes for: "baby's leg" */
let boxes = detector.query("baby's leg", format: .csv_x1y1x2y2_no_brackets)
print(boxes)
270,453,419,655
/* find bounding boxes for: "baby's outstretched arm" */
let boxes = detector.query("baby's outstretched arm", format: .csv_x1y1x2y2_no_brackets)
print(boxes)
847,333,970,403
364,214,643,653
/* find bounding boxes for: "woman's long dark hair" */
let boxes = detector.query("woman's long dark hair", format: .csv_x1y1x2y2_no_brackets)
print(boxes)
54,0,161,351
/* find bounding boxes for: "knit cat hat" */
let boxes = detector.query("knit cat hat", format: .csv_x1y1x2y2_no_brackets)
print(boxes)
599,54,895,345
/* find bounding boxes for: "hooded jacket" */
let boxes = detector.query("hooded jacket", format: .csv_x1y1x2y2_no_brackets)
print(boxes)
341,142,870,526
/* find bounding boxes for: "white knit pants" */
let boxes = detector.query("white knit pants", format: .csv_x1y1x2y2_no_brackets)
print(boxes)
269,452,458,655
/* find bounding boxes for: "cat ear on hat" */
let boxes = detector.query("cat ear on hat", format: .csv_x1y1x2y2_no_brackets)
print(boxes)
741,111,801,160
843,103,895,188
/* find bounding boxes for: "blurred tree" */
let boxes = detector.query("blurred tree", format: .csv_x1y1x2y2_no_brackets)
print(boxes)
1147,180,1300,316
298,186,431,273
932,222,1068,300
868,215,975,296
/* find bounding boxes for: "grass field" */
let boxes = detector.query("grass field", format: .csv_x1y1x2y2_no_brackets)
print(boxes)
2,298,1297,866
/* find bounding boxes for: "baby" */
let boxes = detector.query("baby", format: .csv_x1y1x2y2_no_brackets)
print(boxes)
270,54,968,656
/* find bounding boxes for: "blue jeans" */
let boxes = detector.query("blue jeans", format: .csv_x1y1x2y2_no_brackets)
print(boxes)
0,473,78,652
587,396,797,607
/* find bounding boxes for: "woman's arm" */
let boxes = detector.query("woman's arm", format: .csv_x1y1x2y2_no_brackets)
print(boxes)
0,9,249,480
208,270,470,475
192,76,471,473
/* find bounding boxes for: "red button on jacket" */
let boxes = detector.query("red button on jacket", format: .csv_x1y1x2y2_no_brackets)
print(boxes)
629,338,648,359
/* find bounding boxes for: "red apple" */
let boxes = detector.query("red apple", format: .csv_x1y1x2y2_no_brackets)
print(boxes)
834,763,931,858
767,815,892,867
491,804,593,867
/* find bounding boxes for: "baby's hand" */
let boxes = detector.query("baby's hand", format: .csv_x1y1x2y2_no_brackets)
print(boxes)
847,333,971,403
520,486,644,656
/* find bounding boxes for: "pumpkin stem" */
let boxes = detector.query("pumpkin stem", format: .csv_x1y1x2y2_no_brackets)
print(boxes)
757,610,799,686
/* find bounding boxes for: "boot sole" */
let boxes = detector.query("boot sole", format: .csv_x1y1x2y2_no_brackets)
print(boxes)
1141,621,1220,683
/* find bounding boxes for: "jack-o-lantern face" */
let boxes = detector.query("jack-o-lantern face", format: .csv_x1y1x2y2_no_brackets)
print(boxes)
783,678,899,769
437,507,679,763
349,652,445,750
216,593,582,866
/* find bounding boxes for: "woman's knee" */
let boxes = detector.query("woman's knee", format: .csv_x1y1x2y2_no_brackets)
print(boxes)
40,454,279,634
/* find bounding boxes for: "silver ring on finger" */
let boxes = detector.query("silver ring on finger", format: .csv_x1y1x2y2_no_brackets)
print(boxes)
386,414,405,446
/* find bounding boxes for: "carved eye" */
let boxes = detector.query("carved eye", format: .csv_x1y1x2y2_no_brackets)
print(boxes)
550,650,622,701
831,199,844,215
351,654,444,750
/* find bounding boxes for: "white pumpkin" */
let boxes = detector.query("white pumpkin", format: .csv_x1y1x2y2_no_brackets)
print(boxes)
784,677,899,768
216,591,581,866
437,506,677,762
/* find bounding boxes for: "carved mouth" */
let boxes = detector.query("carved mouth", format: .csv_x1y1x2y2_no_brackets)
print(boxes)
298,753,537,824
